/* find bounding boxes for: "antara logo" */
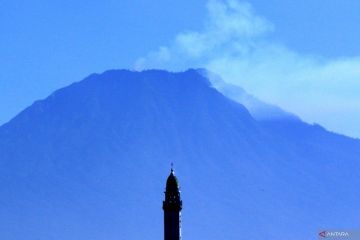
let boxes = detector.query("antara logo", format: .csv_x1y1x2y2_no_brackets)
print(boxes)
319,230,350,238
319,231,327,238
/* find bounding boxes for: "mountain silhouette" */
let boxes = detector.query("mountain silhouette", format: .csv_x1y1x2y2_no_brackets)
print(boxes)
0,69,359,240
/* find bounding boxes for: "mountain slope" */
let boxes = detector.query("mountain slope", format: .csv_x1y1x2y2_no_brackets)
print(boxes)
199,68,300,121
0,69,359,240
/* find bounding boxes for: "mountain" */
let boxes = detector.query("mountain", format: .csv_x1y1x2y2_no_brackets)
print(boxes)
0,69,359,240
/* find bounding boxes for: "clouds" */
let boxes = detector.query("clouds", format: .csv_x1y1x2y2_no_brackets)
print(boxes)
135,0,360,138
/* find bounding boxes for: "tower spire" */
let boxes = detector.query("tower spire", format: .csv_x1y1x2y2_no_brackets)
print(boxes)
163,167,182,240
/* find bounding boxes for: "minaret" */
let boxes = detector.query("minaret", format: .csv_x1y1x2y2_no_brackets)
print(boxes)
163,166,182,240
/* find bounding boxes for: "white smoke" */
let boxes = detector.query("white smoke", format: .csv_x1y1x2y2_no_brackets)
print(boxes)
135,0,360,138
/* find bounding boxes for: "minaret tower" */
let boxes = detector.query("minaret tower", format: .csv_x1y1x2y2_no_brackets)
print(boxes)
163,166,182,240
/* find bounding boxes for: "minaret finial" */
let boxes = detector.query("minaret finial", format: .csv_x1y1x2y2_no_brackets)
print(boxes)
171,162,174,173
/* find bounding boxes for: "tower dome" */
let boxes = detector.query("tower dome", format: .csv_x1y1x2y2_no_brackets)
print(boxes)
166,168,179,193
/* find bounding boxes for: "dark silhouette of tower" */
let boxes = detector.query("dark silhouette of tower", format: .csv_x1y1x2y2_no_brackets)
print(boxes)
163,167,182,240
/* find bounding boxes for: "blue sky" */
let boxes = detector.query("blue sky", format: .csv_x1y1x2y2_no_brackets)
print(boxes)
1,0,360,137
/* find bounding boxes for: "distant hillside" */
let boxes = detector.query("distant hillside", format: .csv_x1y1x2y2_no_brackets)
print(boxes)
0,69,359,240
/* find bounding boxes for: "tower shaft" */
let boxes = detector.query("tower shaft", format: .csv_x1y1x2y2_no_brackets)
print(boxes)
164,211,181,240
